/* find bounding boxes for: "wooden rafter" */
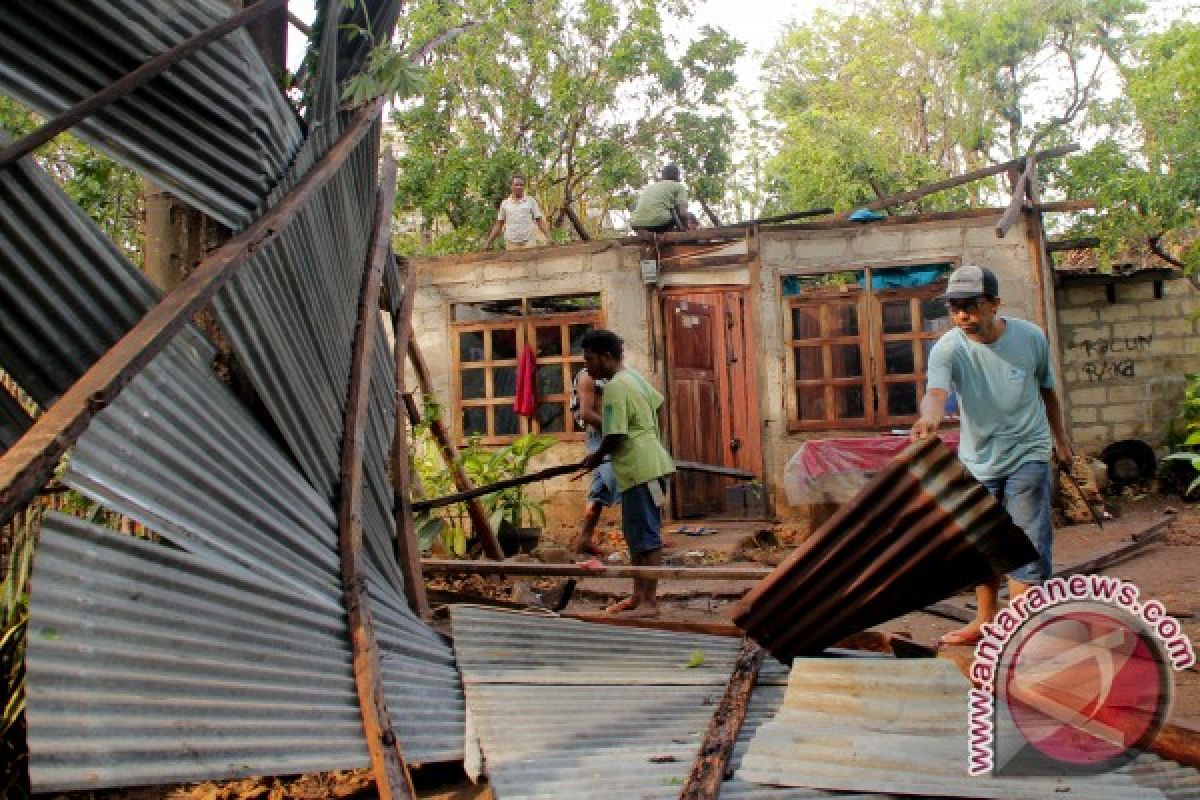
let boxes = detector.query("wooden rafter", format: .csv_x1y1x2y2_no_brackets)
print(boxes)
0,97,387,530
338,149,417,800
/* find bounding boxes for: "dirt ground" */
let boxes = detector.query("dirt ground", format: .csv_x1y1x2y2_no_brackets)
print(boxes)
43,496,1200,800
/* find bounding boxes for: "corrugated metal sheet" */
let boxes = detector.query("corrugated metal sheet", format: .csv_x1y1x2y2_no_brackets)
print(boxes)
0,0,302,229
450,605,790,798
0,385,31,451
731,437,1039,660
736,658,1198,799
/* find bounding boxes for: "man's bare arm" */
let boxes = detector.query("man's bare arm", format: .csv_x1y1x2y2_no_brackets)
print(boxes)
1040,386,1075,463
576,372,603,430
911,387,949,440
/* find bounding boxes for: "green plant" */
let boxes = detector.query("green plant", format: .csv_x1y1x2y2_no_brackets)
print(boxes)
458,433,556,533
1164,373,1200,500
2,509,38,799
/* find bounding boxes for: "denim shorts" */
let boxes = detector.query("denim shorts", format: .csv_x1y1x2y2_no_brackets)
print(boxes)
620,478,667,554
585,431,618,507
980,460,1053,583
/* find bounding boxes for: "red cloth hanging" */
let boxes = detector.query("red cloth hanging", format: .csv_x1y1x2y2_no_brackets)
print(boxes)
514,344,536,417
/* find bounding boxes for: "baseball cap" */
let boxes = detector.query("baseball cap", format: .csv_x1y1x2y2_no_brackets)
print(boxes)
941,264,999,300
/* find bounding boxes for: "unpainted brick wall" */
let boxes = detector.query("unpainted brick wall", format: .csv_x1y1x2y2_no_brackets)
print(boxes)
1055,277,1200,454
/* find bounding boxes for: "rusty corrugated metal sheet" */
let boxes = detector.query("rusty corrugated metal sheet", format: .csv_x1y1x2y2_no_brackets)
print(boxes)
730,437,1039,661
449,605,791,798
736,658,1196,799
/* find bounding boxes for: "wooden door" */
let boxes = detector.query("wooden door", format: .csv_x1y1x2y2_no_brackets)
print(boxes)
662,288,763,518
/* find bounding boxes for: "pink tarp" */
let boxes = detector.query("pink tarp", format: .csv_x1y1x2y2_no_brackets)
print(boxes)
784,431,961,505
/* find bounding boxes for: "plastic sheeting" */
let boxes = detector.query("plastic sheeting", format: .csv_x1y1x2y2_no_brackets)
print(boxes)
784,432,960,505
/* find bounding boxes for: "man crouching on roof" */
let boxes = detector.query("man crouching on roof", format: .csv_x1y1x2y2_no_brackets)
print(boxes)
577,329,676,618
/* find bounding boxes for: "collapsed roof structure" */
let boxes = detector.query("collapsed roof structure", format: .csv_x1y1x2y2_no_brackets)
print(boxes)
2,3,1199,799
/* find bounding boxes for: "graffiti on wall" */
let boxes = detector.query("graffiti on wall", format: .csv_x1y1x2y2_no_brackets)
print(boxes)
1071,333,1154,382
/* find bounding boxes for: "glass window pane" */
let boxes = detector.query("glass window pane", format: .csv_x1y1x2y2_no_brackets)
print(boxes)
537,364,564,395
834,386,866,419
884,341,915,375
462,407,486,436
569,324,593,354
832,304,859,336
791,307,821,340
493,366,517,397
881,300,912,334
793,346,824,380
461,368,486,400
536,402,565,433
495,405,520,436
887,383,918,417
796,387,826,421
536,325,563,357
459,331,485,362
491,328,518,360
831,344,862,378
920,296,951,334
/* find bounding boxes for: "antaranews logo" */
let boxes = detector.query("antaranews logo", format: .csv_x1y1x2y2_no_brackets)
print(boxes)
967,574,1196,778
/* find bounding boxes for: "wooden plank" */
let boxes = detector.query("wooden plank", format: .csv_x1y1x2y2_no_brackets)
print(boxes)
1036,199,1097,213
337,149,416,800
834,144,1079,218
0,96,386,530
422,559,772,581
391,255,430,618
406,339,505,560
1047,236,1102,252
1151,721,1200,768
410,239,618,269
0,0,287,167
410,461,584,513
995,154,1035,238
680,639,764,800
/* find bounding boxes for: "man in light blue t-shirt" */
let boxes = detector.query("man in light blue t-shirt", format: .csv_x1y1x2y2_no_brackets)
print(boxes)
911,265,1073,647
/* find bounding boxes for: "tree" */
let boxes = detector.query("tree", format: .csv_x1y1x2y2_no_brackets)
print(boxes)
761,0,1144,215
1057,21,1200,272
0,97,142,263
390,0,742,252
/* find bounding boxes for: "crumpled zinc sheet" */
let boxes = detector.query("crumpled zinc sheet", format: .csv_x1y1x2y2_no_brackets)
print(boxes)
784,431,960,506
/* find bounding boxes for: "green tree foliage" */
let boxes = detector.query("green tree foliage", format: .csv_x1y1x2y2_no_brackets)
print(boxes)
762,0,1143,215
0,97,142,263
391,0,742,252
1058,22,1200,272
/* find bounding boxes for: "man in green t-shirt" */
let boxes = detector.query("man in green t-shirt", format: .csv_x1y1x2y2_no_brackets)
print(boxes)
630,164,697,234
579,329,675,617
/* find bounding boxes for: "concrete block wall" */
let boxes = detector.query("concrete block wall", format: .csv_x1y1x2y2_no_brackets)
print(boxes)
411,243,647,528
756,213,1045,520
1055,277,1200,454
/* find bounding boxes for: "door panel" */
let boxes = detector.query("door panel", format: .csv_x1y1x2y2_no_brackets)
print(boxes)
663,289,762,518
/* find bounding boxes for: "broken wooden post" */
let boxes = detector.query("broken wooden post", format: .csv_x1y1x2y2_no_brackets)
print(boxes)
406,338,505,560
391,255,430,618
0,96,387,530
995,152,1035,238
680,638,764,799
338,149,417,800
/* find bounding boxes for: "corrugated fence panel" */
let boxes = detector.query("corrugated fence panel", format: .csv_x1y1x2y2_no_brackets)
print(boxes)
0,0,302,229
450,606,789,799
27,512,369,791
736,658,1199,799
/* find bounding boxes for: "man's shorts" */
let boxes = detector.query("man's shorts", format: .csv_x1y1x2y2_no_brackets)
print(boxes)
980,460,1053,583
585,432,618,507
619,477,667,554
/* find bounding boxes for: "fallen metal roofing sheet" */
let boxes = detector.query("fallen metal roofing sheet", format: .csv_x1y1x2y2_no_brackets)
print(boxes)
449,605,791,798
736,657,1198,799
731,437,1039,660
0,0,302,229
0,386,31,451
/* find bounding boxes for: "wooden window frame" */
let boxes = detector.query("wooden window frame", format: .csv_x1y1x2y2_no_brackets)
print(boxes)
783,265,953,433
451,300,603,445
